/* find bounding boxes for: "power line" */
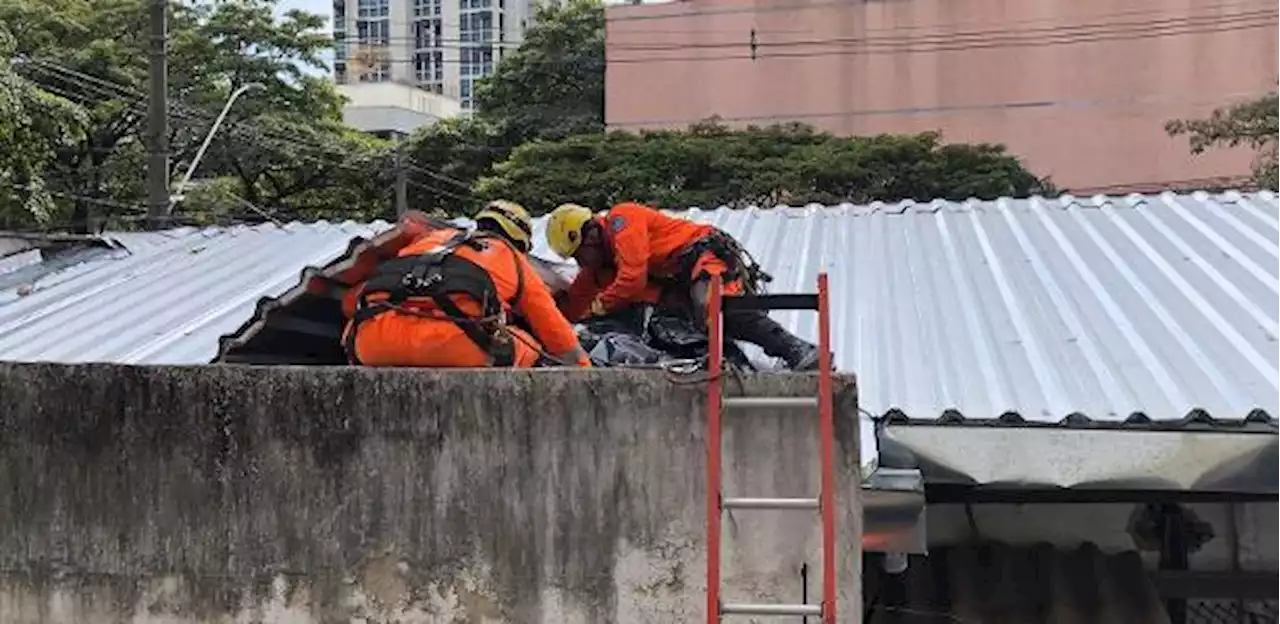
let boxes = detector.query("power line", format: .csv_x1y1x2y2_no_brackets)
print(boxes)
331,2,1278,57
4,182,151,211
605,0,1259,23
331,0,1270,43
23,69,392,197
37,54,1267,167
610,7,1277,51
328,11,1275,66
612,12,1277,62
608,89,1277,127
24,59,483,222
25,59,473,192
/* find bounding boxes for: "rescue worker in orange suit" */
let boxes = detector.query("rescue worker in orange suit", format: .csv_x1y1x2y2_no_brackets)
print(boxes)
343,200,590,368
545,202,822,371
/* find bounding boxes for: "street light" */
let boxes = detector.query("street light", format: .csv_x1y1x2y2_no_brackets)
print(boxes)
169,82,265,209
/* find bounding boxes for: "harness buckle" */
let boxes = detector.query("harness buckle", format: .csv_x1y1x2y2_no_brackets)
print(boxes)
401,268,444,292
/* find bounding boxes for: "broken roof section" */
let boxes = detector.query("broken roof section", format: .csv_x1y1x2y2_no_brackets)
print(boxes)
0,221,392,365
0,191,1276,429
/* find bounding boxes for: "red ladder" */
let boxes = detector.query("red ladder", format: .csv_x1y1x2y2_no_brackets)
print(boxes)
704,273,837,622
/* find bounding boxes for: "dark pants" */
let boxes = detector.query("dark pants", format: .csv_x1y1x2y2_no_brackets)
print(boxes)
689,281,819,370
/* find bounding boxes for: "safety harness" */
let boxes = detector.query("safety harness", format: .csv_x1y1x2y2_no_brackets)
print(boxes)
668,229,772,296
344,229,526,366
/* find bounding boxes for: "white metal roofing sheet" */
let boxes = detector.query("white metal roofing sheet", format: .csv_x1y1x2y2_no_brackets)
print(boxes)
0,220,389,365
0,191,1275,425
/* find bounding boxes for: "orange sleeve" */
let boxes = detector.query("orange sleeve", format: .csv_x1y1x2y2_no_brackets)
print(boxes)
561,267,604,322
341,281,366,319
596,205,651,312
512,252,590,367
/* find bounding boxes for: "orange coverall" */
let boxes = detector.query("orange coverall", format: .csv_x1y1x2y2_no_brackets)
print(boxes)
344,228,589,368
561,202,743,321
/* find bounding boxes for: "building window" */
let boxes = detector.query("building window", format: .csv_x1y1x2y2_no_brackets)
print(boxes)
356,19,390,45
350,0,390,82
414,21,432,49
357,0,389,18
334,30,348,57
334,1,347,81
414,0,442,16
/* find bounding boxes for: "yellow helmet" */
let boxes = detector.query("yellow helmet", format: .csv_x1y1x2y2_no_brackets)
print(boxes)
546,203,595,258
475,200,533,252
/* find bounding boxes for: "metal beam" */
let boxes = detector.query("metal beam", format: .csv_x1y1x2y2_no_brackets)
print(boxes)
1151,570,1280,600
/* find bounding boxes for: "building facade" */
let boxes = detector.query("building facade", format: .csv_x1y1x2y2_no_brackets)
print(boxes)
605,0,1278,192
338,83,463,137
333,0,543,110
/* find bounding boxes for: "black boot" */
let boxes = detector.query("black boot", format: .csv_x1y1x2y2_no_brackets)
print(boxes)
724,309,825,371
690,282,828,371
787,340,821,371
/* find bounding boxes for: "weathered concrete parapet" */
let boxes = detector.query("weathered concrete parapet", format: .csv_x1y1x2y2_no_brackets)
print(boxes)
0,364,861,623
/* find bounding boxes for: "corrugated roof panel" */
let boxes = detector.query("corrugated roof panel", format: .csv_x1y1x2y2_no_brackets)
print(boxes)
662,192,1279,425
0,221,391,365
0,191,1275,426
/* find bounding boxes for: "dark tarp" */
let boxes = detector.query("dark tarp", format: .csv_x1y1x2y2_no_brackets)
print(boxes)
576,305,754,370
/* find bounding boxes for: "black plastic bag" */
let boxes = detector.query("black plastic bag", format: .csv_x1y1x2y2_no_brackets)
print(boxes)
646,314,708,358
588,332,668,366
576,305,650,352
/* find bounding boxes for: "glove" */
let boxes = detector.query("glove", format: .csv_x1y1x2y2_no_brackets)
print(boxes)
589,297,607,317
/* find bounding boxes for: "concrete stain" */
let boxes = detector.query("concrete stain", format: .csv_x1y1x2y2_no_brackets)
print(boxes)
0,363,860,623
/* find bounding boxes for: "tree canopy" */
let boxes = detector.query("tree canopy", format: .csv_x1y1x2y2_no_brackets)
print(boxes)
473,0,605,144
0,24,88,224
404,0,605,212
475,122,1056,214
1166,94,1279,190
0,0,390,230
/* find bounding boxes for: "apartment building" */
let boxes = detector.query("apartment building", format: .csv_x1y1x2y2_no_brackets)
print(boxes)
332,0,543,110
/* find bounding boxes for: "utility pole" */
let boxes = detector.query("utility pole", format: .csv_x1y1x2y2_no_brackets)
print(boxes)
394,133,408,217
146,0,170,229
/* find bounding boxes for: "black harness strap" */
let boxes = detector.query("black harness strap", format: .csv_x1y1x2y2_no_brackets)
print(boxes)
345,230,525,366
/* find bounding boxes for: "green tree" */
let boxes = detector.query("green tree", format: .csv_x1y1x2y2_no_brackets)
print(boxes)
404,116,505,213
475,122,1055,213
404,0,606,214
473,0,605,143
1166,94,1279,190
0,25,87,226
1,0,389,230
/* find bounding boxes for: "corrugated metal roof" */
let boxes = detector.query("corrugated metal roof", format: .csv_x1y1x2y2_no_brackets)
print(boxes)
1,191,1276,426
675,191,1280,426
0,221,390,365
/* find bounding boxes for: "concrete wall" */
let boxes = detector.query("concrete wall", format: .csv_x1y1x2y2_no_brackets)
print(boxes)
605,0,1278,192
0,364,861,623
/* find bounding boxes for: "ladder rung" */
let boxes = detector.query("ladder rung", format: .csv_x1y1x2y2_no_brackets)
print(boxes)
722,603,822,616
723,497,819,510
722,294,819,311
723,396,818,409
